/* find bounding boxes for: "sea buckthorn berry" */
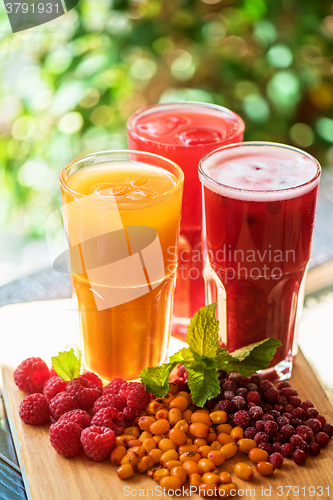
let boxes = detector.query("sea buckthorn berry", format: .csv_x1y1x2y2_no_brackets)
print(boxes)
166,460,182,470
162,392,174,405
237,439,257,453
180,451,201,463
117,463,134,479
198,458,216,474
190,423,210,438
146,401,162,415
121,451,141,467
152,434,164,445
182,460,201,475
198,445,212,458
189,473,203,488
160,449,179,465
219,471,232,484
216,424,233,435
137,456,154,473
218,484,238,498
128,439,141,448
191,412,212,426
198,483,219,498
110,446,127,465
210,411,227,425
156,409,169,420
124,426,140,438
169,428,188,446
202,472,220,485
168,408,182,425
177,391,192,402
139,431,152,442
234,462,254,481
139,416,155,431
148,448,163,464
248,447,269,463
210,441,222,451
142,438,156,453
170,397,189,412
182,409,193,422
174,419,189,432
217,433,236,446
230,427,244,441
207,431,218,444
153,468,170,481
124,434,136,444
150,419,170,435
130,446,146,458
170,466,187,484
179,444,198,454
158,438,176,452
207,450,225,466
115,435,127,446
221,443,238,460
256,461,275,476
195,438,208,447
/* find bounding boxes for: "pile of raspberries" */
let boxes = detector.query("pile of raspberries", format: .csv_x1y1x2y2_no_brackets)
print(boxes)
14,357,151,461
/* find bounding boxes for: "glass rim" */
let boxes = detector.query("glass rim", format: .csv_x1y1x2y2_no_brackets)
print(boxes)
198,141,321,195
60,149,184,201
127,101,245,148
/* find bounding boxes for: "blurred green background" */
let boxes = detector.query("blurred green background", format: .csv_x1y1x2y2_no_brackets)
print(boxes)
1,0,333,283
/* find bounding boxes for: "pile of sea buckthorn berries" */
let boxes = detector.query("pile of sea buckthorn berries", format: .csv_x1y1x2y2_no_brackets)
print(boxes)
113,373,333,498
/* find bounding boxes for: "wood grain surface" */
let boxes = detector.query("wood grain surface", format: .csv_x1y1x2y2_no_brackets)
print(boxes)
2,350,333,500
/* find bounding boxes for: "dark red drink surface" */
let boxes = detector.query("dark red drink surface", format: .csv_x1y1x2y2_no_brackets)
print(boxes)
127,104,244,329
201,144,320,368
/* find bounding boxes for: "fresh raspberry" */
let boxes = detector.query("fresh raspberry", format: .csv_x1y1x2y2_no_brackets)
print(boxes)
233,410,250,429
58,409,91,429
81,425,115,461
49,391,79,420
49,420,82,457
19,393,49,425
121,406,138,422
103,378,126,395
66,377,102,411
14,357,50,394
92,394,126,414
49,367,58,378
43,376,68,401
91,407,125,435
81,372,103,388
119,382,151,414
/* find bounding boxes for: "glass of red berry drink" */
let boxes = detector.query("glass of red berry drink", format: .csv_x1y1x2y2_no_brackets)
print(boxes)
199,142,321,380
127,102,244,338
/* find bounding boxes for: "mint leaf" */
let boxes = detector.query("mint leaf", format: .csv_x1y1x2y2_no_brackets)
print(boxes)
140,363,176,398
169,348,193,364
216,338,282,376
186,303,219,358
51,347,81,381
187,362,220,407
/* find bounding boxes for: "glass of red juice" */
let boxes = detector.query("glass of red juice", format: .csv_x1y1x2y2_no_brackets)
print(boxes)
127,102,244,337
199,142,321,380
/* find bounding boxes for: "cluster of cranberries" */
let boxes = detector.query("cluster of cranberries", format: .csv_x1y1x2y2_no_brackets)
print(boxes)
14,357,151,461
200,370,333,467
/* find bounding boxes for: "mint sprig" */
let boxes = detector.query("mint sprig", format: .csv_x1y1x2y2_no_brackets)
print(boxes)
140,303,282,406
51,346,82,381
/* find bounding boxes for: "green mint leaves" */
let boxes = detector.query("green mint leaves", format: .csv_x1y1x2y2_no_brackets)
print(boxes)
140,303,282,406
51,345,82,381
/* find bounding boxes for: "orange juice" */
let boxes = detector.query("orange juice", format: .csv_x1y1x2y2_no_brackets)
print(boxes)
60,152,183,381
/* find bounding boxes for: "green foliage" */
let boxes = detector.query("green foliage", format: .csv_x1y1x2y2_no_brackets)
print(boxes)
1,0,333,238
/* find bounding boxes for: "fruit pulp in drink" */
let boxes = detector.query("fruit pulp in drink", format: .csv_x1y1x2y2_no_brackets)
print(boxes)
62,161,183,381
127,104,244,335
201,145,320,372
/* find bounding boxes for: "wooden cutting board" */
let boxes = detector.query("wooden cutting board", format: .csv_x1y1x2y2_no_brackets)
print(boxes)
2,349,333,500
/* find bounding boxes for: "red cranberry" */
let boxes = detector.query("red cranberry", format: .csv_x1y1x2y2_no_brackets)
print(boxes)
264,421,278,436
281,443,294,457
233,410,250,429
296,425,313,444
254,432,269,445
305,418,322,434
315,432,330,448
277,381,291,390
292,449,307,465
269,452,283,468
322,423,333,437
309,442,321,456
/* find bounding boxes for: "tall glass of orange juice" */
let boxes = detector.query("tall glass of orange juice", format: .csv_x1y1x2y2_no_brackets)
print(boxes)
60,151,184,381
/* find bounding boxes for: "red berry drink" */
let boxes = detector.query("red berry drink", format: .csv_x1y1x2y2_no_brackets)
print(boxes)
199,142,321,380
127,103,244,336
